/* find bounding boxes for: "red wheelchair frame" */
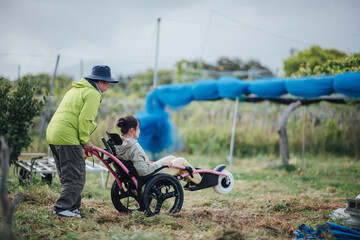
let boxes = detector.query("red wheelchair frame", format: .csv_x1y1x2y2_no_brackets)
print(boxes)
84,133,234,216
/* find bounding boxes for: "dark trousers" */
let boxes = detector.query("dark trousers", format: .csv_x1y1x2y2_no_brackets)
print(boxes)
49,145,86,211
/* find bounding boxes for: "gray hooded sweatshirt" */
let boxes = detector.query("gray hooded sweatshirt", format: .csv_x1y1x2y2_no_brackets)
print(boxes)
114,135,161,176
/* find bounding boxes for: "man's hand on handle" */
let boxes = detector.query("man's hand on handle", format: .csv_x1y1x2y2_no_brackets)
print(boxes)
83,141,94,150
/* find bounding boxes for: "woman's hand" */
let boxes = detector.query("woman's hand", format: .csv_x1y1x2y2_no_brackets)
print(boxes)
161,161,173,167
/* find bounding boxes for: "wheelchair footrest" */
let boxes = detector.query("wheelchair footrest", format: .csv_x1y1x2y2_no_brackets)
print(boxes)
183,172,218,191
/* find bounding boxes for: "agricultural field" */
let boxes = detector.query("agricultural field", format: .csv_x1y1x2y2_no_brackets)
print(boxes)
6,94,360,239
9,153,359,240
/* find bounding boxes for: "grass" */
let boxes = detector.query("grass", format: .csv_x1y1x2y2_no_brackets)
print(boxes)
4,153,360,239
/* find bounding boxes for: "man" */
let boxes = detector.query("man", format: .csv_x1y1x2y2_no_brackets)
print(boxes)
46,65,118,218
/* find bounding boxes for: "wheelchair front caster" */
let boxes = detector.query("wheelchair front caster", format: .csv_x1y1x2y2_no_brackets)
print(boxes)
213,170,234,194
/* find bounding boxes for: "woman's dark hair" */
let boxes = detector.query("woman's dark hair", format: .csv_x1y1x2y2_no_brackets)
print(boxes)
116,116,140,134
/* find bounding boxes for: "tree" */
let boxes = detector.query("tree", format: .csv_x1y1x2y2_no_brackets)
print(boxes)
0,137,23,240
277,101,301,165
21,73,72,96
284,45,349,76
279,49,360,165
242,59,274,78
175,57,273,82
127,69,174,98
294,56,360,76
21,73,50,95
0,77,46,164
217,57,242,71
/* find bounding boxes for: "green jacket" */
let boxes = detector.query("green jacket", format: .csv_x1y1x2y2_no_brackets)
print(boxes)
46,78,101,145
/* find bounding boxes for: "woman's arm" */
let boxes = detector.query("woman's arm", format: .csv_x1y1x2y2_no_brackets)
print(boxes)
131,143,163,176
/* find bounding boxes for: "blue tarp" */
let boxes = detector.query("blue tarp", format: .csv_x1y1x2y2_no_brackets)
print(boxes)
217,76,249,99
192,79,220,100
285,75,334,98
248,78,286,98
156,83,194,109
293,222,360,239
135,111,172,154
138,72,360,154
145,90,165,113
334,72,360,97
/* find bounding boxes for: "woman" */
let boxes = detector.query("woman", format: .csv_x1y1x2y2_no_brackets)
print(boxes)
114,115,202,184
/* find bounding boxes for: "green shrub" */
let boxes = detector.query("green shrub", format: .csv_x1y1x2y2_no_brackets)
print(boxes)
0,77,46,163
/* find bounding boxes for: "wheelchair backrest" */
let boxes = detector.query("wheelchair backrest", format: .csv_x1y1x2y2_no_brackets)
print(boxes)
103,132,140,180
103,131,122,155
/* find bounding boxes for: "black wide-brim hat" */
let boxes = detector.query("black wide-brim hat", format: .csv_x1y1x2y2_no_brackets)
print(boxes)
85,65,119,83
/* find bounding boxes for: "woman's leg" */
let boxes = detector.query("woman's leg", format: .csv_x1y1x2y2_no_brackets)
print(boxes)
171,157,202,184
157,155,176,162
158,155,180,176
158,156,202,184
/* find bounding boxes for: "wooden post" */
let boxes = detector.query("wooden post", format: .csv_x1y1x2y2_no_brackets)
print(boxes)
277,101,301,165
302,106,307,164
0,137,23,240
262,101,270,128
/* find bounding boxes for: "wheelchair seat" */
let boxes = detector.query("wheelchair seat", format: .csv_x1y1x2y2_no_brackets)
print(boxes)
104,131,163,182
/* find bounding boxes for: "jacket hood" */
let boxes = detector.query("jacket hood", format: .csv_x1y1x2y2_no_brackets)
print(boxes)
72,78,93,89
116,135,138,155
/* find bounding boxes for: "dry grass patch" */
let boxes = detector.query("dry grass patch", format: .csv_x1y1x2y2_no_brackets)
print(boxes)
7,155,360,239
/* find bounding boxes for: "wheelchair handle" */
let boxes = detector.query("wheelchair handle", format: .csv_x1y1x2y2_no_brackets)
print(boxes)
101,137,112,154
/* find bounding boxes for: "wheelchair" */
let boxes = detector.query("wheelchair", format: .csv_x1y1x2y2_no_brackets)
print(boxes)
84,132,234,216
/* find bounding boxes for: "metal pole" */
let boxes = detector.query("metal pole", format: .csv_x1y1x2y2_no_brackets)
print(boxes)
38,54,60,143
153,18,161,89
17,65,21,81
228,96,239,173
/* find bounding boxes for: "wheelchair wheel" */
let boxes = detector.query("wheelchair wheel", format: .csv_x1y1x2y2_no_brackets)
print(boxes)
213,170,234,194
111,179,142,213
142,174,183,216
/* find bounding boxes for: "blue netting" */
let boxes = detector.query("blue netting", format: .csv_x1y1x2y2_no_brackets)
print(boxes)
156,83,193,109
334,72,360,97
137,72,360,154
285,75,334,98
248,78,286,98
135,111,172,154
293,222,360,239
145,90,165,113
192,79,220,100
217,76,249,99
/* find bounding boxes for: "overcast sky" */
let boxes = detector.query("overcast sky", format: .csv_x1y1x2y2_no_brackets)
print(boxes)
1,0,359,81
